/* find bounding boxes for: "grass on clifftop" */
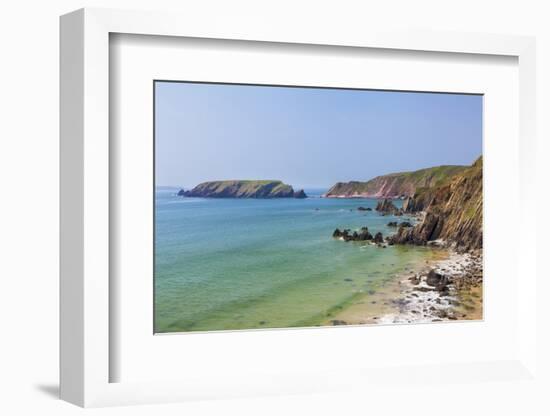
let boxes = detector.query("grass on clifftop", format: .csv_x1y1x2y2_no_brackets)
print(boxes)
325,164,470,197
378,165,468,187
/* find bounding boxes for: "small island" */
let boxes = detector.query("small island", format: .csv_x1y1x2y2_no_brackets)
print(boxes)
179,180,307,199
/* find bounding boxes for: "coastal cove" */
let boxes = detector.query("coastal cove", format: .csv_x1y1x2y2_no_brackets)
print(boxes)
154,188,477,333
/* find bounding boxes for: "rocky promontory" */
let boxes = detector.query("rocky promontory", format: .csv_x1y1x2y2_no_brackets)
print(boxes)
179,180,307,199
323,165,467,198
390,157,482,252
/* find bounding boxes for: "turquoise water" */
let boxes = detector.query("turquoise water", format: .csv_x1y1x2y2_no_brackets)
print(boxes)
155,188,437,333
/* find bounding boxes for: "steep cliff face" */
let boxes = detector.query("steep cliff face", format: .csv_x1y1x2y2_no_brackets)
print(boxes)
324,165,468,198
391,157,482,252
180,180,307,198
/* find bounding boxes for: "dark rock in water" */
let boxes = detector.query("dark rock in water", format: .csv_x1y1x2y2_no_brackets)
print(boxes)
399,221,413,228
293,189,307,198
177,189,186,196
375,199,399,214
366,207,372,211
341,229,353,241
330,320,347,326
357,227,373,241
387,221,398,227
344,278,353,282
333,226,372,241
373,232,384,244
357,206,372,211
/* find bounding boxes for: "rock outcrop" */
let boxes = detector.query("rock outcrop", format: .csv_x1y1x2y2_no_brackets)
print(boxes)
375,199,400,215
181,180,307,199
333,227,373,241
293,189,307,199
390,157,482,252
323,165,468,198
373,232,384,244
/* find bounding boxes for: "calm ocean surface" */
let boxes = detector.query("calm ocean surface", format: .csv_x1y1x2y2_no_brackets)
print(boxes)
155,188,439,332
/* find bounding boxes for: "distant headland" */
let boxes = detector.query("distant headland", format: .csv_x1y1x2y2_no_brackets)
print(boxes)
323,165,468,199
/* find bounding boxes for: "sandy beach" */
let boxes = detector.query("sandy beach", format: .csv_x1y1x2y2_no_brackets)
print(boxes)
325,247,483,326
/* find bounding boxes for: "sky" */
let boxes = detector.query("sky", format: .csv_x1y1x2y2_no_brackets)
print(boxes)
155,81,482,189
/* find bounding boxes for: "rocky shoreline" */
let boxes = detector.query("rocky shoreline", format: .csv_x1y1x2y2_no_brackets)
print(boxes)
326,249,483,326
328,158,483,325
378,250,483,324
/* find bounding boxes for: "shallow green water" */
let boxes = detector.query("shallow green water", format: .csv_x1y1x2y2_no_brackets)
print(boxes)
154,188,438,332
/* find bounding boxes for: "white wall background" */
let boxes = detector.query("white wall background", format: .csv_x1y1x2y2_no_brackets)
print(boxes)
0,1,548,415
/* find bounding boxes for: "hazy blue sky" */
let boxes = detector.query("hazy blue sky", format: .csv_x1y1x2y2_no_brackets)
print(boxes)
155,82,482,189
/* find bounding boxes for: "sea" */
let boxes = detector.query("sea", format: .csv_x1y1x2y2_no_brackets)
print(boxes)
154,187,441,333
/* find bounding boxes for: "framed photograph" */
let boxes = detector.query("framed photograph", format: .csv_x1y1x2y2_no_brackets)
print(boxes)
152,81,483,334
60,8,538,407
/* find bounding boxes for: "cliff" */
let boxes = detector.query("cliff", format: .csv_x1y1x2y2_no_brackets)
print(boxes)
324,165,468,198
390,157,482,252
180,180,307,199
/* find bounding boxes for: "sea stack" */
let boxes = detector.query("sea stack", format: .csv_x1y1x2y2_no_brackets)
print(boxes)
375,199,400,215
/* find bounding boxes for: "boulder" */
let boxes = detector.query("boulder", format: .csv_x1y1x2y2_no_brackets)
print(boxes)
177,189,186,196
373,232,384,244
426,269,444,286
399,221,413,228
342,229,352,241
426,269,449,291
387,221,398,227
332,228,342,238
357,227,373,241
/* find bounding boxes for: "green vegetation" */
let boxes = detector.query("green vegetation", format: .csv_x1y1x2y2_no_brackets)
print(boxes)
325,164,469,198
182,180,305,198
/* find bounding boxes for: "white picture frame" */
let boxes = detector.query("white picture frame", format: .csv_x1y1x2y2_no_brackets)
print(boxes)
60,7,537,408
